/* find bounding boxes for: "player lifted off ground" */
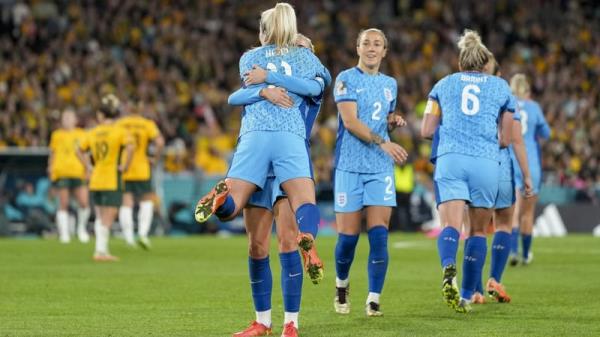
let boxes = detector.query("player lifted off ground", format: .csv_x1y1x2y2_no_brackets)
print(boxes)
421,30,515,313
48,108,91,243
194,3,330,286
116,99,164,249
332,28,408,317
228,33,330,337
77,94,134,262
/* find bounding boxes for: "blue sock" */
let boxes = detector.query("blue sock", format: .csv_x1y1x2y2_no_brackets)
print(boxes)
296,203,320,239
437,226,460,267
490,231,511,282
510,228,519,255
461,236,487,300
248,256,272,312
335,233,359,281
279,251,303,313
522,234,533,261
367,226,389,294
215,195,235,219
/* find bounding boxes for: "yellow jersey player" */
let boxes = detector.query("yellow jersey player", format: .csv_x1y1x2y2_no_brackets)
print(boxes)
116,100,164,249
77,94,134,262
48,108,91,243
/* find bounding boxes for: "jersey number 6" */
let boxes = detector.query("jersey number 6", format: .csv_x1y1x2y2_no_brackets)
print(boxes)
461,84,480,116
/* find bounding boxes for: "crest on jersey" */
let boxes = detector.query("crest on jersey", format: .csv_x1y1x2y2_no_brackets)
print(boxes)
335,81,347,96
336,192,347,207
384,88,393,102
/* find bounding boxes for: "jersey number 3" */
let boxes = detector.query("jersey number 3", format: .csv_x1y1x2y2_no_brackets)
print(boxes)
461,84,480,115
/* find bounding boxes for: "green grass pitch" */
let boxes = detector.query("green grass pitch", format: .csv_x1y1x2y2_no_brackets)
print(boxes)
1,234,599,336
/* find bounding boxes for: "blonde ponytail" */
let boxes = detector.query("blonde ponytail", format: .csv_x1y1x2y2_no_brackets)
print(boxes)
510,74,531,98
260,3,297,48
457,29,490,71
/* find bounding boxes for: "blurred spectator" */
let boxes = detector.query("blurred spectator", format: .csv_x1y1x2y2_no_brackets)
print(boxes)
0,0,597,190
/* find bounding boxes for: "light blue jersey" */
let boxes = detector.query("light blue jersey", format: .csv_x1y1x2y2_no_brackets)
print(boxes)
429,72,516,163
510,99,550,193
333,67,398,173
238,45,328,139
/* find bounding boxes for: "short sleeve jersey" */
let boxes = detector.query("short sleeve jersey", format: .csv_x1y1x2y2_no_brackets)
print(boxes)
116,115,160,181
79,124,133,191
238,45,329,139
429,72,515,163
333,67,398,173
49,128,87,180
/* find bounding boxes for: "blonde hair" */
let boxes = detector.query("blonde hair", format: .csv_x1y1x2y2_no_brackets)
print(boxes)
457,29,490,71
356,28,388,48
260,3,297,48
510,74,531,98
295,33,314,52
99,94,121,118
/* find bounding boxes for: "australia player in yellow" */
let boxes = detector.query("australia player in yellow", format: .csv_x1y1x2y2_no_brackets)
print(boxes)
48,108,91,243
116,100,164,249
77,94,134,261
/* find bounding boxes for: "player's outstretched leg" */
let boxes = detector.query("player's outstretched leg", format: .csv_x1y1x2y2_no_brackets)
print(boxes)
295,203,323,284
195,179,232,223
333,233,359,314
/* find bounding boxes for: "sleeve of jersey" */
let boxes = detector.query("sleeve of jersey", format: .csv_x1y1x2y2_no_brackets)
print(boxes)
318,65,332,88
228,85,265,106
239,52,252,81
266,72,322,97
428,80,441,102
536,107,551,139
502,87,517,113
333,72,357,103
49,132,57,151
389,81,398,114
79,132,89,151
148,121,160,139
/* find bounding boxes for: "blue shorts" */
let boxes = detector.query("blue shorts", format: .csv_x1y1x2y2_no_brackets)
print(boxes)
334,169,396,213
514,164,541,195
495,180,516,209
227,131,312,189
247,176,285,211
434,153,499,209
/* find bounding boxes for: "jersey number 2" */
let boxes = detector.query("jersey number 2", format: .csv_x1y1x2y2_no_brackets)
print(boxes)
372,102,382,120
461,84,480,115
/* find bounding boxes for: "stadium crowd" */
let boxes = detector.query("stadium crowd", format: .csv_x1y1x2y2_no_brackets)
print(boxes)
0,0,598,200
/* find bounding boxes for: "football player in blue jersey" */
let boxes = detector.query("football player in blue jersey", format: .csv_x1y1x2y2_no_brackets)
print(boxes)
421,30,515,313
508,74,551,266
332,28,408,317
227,34,329,337
194,3,330,289
470,55,534,305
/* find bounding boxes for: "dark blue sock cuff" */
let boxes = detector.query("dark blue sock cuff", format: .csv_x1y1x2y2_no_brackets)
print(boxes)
279,251,300,265
216,195,235,218
296,203,320,238
368,225,388,245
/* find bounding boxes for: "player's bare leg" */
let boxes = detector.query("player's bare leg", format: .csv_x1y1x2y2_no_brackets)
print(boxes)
519,195,537,265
